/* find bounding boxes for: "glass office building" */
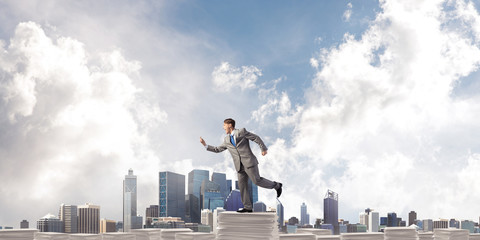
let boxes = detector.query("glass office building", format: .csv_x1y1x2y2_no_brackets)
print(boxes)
200,180,224,211
324,190,339,234
159,171,186,220
254,201,266,212
225,189,244,211
387,212,397,227
277,200,284,230
59,204,78,233
123,169,137,232
212,172,228,201
188,170,209,223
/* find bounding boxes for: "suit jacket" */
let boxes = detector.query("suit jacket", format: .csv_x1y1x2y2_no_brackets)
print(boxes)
207,128,268,172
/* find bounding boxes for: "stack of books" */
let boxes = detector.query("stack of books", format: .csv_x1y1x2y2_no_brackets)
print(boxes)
384,227,418,240
340,232,384,240
278,233,316,239
101,232,136,240
216,212,278,240
469,234,480,240
68,234,101,240
418,232,434,240
34,232,68,240
159,228,192,240
131,229,162,240
296,229,333,235
434,229,469,240
0,229,38,240
175,232,215,240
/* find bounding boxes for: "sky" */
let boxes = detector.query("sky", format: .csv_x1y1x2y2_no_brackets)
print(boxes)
1,0,480,228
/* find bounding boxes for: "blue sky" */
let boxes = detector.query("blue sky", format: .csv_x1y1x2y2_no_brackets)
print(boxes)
1,0,480,229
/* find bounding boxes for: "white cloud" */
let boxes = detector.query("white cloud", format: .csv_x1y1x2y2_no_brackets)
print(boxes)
0,21,169,224
253,0,480,222
211,61,262,92
343,3,353,22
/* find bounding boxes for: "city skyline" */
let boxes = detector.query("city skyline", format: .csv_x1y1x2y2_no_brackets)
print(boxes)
2,0,480,228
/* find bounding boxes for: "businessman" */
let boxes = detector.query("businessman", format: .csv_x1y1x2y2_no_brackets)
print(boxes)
200,118,283,213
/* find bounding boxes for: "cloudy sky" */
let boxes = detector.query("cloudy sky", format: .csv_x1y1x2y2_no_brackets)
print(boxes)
1,0,480,228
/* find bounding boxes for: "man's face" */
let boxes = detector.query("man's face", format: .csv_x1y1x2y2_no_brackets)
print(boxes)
223,123,233,134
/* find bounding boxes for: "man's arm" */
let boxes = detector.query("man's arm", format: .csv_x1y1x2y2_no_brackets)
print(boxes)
243,129,268,155
200,137,227,153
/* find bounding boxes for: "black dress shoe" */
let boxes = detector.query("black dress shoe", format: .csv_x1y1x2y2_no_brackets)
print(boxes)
236,208,253,213
276,183,283,198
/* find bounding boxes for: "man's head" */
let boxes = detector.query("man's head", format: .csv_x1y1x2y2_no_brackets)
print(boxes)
223,118,235,134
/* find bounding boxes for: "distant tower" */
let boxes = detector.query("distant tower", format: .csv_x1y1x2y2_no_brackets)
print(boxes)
159,171,186,220
369,211,379,232
324,190,339,234
20,220,29,229
37,214,63,232
408,211,417,227
200,180,224,211
59,204,78,233
277,200,284,230
78,203,100,234
301,203,308,226
188,169,209,223
212,172,228,201
145,205,159,227
123,169,138,232
387,212,397,227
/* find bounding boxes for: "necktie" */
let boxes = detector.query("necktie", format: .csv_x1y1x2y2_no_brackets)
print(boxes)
230,135,236,147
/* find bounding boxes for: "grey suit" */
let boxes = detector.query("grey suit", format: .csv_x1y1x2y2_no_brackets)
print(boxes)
207,128,280,209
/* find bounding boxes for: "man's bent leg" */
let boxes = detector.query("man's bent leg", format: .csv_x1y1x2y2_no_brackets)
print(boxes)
237,164,252,210
245,164,280,190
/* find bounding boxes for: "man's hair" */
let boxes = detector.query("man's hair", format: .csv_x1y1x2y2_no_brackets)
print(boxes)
224,118,235,128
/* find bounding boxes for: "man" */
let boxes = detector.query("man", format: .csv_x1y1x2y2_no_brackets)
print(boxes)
199,118,283,213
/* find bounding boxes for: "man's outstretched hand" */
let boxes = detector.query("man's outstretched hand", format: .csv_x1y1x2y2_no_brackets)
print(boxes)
200,137,206,146
262,150,267,156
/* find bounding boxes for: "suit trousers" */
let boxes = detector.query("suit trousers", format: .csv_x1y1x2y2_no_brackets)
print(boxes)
237,162,278,209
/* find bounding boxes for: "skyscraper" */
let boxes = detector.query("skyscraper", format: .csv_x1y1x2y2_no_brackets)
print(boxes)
277,200,284,230
301,203,308,226
224,189,243,211
200,180,224,211
368,212,379,232
100,219,116,233
20,220,29,229
235,179,258,204
59,204,78,233
159,171,186,220
78,203,100,234
123,169,138,232
37,214,63,232
212,172,228,201
387,212,397,227
408,211,417,227
226,179,232,193
324,190,339,234
188,169,209,223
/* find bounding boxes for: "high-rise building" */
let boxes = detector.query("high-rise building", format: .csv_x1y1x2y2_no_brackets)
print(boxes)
368,212,379,233
253,201,266,212
146,205,159,227
460,220,475,233
433,219,449,229
200,180,224,211
324,190,339,234
277,201,284,230
301,203,308,226
387,212,397,227
360,212,368,226
423,219,433,232
224,189,243,211
100,219,116,233
37,214,63,232
159,171,186,221
78,203,100,234
408,211,417,227
123,169,138,232
212,172,228,201
59,204,78,233
188,169,209,223
20,220,29,229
